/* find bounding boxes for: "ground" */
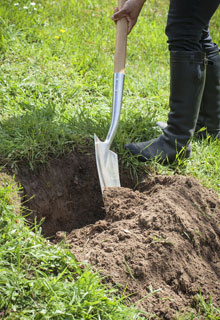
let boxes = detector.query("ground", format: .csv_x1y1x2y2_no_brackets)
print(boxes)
12,150,220,319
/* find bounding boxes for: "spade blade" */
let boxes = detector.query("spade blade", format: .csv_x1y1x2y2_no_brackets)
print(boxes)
94,134,120,193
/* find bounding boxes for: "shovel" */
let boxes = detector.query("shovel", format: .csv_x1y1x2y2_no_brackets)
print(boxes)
94,0,128,193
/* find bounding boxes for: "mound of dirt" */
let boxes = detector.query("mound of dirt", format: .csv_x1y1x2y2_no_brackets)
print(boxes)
66,175,220,319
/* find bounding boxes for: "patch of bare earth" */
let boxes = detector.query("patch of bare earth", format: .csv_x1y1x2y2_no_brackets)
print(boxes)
15,151,134,237
66,175,220,319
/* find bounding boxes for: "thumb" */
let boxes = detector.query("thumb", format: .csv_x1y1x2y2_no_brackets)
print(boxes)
111,8,127,21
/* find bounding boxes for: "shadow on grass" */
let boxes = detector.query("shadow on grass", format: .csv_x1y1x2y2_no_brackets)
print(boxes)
0,100,161,169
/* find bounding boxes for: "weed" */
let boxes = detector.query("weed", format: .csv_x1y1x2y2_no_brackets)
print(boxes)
176,293,220,319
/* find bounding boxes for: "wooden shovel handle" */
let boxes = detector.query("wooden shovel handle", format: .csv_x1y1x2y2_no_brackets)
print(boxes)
114,0,128,74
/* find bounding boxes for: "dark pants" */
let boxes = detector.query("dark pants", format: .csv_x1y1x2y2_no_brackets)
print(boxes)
166,0,220,52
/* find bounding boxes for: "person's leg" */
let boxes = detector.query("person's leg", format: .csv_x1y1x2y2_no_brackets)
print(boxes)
165,0,219,52
157,26,220,139
196,27,220,138
125,0,219,163
126,51,206,163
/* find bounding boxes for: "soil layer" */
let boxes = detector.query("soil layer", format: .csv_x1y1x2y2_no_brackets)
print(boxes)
15,151,134,237
66,175,220,319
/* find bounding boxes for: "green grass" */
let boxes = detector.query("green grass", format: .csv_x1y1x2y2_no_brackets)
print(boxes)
1,0,168,168
176,294,220,320
0,0,220,194
0,0,220,318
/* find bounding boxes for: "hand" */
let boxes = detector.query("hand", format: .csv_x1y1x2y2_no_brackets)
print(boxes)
111,0,146,34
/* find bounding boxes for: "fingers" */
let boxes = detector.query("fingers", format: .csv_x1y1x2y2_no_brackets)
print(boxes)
111,6,133,35
111,9,133,35
111,7,118,21
111,8,127,21
111,0,143,35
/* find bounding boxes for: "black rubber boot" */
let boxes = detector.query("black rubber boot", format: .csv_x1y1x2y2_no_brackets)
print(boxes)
125,51,206,164
195,45,220,138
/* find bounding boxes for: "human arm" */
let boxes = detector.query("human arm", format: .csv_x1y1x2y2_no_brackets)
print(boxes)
111,0,146,34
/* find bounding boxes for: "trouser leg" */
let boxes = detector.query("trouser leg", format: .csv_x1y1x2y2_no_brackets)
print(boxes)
165,0,219,52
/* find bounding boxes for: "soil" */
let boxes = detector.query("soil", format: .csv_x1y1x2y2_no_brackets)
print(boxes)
15,150,135,237
11,151,220,318
66,175,220,319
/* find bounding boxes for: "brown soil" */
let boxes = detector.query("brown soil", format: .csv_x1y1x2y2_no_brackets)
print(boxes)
12,151,220,318
66,175,220,319
15,150,135,237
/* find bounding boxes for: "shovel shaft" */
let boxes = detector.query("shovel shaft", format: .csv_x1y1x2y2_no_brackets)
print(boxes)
114,0,128,73
105,0,128,146
105,72,125,146
94,0,128,193
105,1,128,146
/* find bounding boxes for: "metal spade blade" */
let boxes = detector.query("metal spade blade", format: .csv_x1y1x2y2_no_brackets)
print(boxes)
94,72,125,193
